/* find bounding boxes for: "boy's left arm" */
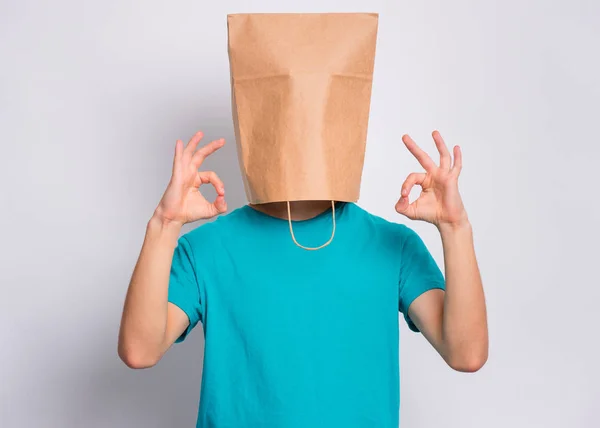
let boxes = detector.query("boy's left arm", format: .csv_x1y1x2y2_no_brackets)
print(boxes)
408,221,488,372
396,131,488,372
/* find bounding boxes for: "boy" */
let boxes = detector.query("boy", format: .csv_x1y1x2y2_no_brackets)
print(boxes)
118,129,488,428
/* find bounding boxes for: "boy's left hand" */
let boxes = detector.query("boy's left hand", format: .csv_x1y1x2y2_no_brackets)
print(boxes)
395,130,469,229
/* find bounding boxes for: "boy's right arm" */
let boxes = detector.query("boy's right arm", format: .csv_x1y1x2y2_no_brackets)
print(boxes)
117,216,188,369
117,131,227,369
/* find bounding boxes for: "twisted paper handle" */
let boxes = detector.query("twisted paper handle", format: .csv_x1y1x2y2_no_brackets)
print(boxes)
286,200,336,250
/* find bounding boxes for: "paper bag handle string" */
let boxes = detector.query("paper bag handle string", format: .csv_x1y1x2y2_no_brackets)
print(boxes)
286,200,336,251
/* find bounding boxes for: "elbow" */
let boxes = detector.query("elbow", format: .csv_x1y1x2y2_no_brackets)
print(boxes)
118,343,161,370
449,356,487,373
120,353,158,370
447,347,488,373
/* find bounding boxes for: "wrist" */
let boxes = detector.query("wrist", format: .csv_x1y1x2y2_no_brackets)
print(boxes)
148,211,183,235
143,213,183,251
437,217,472,236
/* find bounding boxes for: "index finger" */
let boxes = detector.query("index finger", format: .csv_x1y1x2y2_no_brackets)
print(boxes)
192,138,225,167
402,134,437,172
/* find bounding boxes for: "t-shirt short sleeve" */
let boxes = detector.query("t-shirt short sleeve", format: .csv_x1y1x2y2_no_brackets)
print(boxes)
168,236,203,343
398,226,446,332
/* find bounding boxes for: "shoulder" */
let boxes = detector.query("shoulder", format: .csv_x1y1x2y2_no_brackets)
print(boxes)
347,203,416,244
181,206,249,247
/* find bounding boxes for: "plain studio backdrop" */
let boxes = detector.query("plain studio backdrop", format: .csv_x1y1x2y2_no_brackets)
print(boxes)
1,0,599,427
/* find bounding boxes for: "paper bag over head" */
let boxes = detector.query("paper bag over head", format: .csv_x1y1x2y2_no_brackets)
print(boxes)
227,13,379,205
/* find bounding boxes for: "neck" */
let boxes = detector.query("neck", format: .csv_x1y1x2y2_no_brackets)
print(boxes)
249,200,335,221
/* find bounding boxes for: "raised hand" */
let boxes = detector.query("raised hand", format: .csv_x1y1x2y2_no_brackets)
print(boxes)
154,131,227,226
395,130,468,229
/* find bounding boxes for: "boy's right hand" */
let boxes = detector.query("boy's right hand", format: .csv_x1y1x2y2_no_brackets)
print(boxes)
154,131,227,226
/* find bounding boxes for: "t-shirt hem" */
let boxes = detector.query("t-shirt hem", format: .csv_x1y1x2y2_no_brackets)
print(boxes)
403,283,445,332
168,298,198,343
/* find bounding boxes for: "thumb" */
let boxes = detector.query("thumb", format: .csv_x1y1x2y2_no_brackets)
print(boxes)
213,195,228,214
395,196,417,220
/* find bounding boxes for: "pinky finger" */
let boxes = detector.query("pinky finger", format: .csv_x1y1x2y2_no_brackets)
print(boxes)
452,145,462,174
173,140,184,173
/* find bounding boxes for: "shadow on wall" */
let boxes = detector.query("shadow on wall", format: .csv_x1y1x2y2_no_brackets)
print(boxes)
58,99,246,427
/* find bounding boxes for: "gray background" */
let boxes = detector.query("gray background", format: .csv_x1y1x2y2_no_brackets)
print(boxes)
1,0,599,427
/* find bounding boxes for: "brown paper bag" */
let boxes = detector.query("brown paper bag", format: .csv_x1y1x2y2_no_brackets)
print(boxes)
227,13,379,205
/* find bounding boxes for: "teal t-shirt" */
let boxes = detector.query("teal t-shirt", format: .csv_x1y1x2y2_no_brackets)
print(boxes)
168,202,445,428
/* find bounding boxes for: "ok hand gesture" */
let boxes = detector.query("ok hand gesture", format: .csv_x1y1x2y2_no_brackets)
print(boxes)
155,131,227,226
395,131,469,229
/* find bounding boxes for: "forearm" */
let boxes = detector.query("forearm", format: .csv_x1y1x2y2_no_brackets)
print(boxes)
118,214,182,365
439,221,488,370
